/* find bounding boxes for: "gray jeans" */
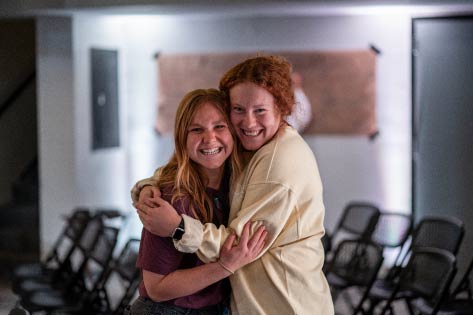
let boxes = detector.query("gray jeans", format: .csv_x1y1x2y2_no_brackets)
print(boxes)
125,297,229,315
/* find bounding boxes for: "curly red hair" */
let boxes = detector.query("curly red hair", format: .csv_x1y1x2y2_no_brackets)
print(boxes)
219,55,295,117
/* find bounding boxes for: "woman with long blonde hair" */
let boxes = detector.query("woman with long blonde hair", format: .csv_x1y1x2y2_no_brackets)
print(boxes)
129,88,266,315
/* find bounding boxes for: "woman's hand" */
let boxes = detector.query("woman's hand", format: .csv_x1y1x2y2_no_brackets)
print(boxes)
138,186,161,205
135,195,181,237
218,221,267,273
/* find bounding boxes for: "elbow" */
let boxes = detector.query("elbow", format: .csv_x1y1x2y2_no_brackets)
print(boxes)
146,287,171,302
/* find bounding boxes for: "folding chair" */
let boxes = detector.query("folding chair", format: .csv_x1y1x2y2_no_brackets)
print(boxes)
90,238,141,314
412,252,473,315
324,239,384,314
379,247,457,315
324,202,380,265
13,214,105,298
360,215,464,314
18,225,120,314
11,208,91,286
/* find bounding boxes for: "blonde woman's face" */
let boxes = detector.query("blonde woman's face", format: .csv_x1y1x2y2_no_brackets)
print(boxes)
186,102,233,173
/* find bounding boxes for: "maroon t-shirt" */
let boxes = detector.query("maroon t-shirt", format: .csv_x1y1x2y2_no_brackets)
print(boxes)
136,183,230,309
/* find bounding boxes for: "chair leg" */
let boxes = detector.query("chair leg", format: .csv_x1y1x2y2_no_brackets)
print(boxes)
405,300,415,315
364,298,379,315
353,289,370,315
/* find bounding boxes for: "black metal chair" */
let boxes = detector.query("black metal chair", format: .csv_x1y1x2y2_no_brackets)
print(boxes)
18,225,120,314
360,215,464,315
8,307,29,315
90,238,141,314
379,247,457,315
13,214,105,298
412,252,473,315
11,208,91,286
325,202,380,264
324,239,384,314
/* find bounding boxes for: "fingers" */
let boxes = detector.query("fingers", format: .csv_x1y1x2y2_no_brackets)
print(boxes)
138,186,153,203
239,221,251,245
149,186,162,198
223,233,237,252
149,195,167,207
247,225,267,252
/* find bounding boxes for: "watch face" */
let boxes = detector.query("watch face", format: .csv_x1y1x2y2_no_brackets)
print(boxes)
172,227,185,241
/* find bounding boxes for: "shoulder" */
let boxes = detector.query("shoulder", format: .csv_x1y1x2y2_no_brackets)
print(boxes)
249,126,320,186
253,126,317,169
160,185,193,217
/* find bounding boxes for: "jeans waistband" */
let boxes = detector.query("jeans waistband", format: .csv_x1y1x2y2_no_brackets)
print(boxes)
139,297,224,314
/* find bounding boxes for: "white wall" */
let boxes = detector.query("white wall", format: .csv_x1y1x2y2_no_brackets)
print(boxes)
37,16,77,253
38,12,412,252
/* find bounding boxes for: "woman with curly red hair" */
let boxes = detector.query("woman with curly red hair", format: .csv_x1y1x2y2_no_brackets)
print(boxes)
134,55,334,315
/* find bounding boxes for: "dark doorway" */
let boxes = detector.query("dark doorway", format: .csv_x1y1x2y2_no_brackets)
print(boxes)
0,18,38,274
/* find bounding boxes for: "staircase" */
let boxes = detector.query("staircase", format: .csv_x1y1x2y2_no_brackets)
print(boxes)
0,18,38,273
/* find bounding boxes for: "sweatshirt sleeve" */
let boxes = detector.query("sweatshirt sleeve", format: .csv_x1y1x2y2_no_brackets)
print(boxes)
174,181,296,263
130,169,160,202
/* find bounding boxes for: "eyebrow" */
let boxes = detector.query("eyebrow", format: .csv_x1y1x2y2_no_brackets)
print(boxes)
188,120,227,127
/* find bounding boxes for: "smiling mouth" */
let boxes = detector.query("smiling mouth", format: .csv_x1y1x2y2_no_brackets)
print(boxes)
200,147,222,155
242,129,261,137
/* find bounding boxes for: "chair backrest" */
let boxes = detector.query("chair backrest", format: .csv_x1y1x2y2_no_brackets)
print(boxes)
45,208,92,266
332,202,380,242
411,216,464,255
387,215,463,281
79,226,120,294
58,218,114,293
90,238,141,314
326,239,384,287
372,212,412,248
390,247,456,313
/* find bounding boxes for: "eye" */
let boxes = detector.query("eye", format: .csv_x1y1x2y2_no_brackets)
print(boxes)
232,106,244,114
255,108,266,114
215,124,227,130
189,127,203,133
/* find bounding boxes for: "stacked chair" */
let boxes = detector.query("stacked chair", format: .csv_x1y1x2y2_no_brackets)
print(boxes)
323,202,381,312
324,201,471,315
377,247,457,315
11,208,92,290
357,215,464,315
411,253,473,315
324,201,380,264
324,239,384,314
9,207,141,315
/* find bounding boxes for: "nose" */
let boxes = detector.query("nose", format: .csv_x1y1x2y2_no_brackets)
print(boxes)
202,130,216,143
242,112,256,128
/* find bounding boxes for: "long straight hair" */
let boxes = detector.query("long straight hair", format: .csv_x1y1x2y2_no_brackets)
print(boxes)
155,89,241,223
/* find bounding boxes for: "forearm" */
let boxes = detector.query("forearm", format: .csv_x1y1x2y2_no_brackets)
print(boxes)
144,262,230,302
174,215,232,263
175,183,294,262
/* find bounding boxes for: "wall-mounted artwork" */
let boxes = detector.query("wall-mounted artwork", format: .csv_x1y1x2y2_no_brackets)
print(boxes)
155,50,376,135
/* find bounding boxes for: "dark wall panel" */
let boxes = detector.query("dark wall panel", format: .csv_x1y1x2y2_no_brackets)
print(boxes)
91,48,119,150
413,16,473,281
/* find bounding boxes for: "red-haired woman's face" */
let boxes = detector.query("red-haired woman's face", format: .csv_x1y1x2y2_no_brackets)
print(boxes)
229,82,282,151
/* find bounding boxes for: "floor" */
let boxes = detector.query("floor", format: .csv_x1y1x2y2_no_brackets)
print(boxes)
0,271,407,315
0,278,17,314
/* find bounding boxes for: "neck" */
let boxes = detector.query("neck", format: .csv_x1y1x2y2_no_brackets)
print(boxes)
203,166,224,190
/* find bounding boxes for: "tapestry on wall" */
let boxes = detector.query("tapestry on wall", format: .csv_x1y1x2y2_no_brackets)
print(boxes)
155,50,376,135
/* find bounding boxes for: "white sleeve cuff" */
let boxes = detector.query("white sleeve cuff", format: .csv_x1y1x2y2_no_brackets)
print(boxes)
173,214,204,253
